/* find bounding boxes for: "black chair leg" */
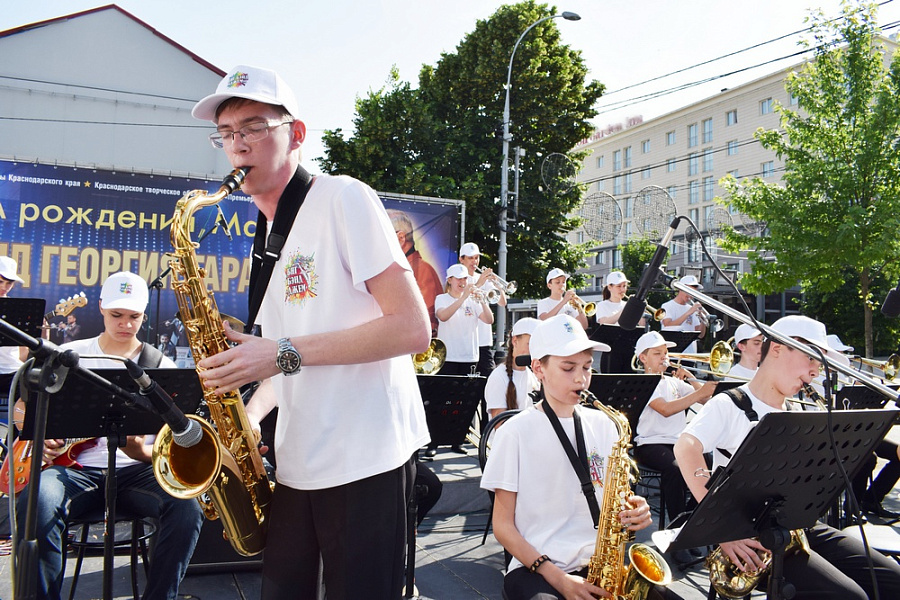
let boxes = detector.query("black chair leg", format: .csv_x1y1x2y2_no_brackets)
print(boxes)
67,525,89,600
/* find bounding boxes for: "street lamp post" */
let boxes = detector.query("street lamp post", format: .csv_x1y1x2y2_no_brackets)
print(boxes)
496,11,581,351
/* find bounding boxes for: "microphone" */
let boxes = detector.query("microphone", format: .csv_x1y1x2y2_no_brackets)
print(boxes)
883,280,900,317
215,205,233,241
619,217,681,331
514,354,532,367
124,360,203,448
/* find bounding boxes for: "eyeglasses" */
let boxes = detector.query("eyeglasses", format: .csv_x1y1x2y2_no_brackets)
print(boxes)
209,119,293,149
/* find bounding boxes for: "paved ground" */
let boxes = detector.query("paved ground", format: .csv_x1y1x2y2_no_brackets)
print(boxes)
0,443,898,599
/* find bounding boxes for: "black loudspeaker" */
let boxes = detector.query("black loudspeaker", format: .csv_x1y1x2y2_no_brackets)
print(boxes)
186,517,264,574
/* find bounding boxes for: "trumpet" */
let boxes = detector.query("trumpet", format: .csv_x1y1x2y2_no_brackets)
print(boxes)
470,286,501,305
569,295,596,317
688,299,712,328
852,354,900,381
475,266,517,295
669,340,735,376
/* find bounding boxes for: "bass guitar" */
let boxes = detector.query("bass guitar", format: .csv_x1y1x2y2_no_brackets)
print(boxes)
44,292,87,321
0,438,95,495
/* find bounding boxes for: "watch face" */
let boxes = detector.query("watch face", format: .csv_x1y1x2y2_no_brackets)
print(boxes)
278,351,301,373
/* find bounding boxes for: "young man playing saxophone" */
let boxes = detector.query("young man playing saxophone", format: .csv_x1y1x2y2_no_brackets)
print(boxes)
191,65,431,600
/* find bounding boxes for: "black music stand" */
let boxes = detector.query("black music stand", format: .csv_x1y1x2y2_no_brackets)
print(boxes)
589,373,662,436
591,325,643,374
665,409,898,600
836,385,895,410
0,298,46,342
19,367,202,600
713,380,745,394
659,330,700,353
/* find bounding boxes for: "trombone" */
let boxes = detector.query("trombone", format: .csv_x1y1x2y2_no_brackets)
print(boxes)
852,354,900,381
475,266,517,295
668,340,735,377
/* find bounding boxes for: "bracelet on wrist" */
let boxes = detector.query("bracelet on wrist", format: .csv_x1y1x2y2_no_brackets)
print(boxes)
529,554,550,573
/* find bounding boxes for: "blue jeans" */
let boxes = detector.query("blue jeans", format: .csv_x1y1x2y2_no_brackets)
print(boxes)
16,463,204,600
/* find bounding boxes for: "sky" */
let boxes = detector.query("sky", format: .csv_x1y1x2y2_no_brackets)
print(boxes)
5,0,900,173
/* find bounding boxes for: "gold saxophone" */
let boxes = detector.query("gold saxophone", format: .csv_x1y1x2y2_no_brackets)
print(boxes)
152,167,274,557
583,392,672,599
706,529,809,598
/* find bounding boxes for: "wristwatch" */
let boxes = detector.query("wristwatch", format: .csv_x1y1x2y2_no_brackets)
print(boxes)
275,337,302,375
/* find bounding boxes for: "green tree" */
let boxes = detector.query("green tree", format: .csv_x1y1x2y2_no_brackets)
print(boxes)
317,1,604,299
717,0,900,356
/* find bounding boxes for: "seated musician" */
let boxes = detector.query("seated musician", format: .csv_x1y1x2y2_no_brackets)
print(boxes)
485,317,540,420
481,315,681,600
674,315,900,599
724,323,763,382
632,331,715,565
13,271,203,600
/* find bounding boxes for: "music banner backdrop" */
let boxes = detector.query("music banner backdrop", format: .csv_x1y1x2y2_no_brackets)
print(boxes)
0,161,461,362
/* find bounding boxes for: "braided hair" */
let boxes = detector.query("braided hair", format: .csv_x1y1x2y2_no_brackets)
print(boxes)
503,333,518,411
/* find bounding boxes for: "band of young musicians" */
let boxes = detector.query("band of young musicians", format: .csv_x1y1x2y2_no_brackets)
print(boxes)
6,64,900,600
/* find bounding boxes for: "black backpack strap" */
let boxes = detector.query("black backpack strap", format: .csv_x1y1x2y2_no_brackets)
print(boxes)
717,388,757,459
137,343,165,368
246,165,314,333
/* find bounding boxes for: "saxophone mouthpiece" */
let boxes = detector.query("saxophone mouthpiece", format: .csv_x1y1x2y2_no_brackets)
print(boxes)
220,167,251,194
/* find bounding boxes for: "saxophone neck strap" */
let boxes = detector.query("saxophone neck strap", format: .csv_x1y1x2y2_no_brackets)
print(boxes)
246,165,314,333
542,398,600,527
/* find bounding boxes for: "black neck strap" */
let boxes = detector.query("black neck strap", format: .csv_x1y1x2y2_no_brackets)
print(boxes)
542,397,600,527
246,165,313,333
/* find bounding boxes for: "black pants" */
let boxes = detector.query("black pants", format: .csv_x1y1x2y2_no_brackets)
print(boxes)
477,344,494,377
851,439,900,504
261,457,414,600
504,565,681,599
776,522,900,599
414,460,443,526
633,443,691,522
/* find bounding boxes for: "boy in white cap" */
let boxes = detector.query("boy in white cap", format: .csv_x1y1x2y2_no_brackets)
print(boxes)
459,242,507,376
661,274,707,354
192,66,431,599
724,323,763,382
481,315,678,599
537,268,588,329
675,315,900,597
632,331,716,564
485,317,541,419
14,271,203,600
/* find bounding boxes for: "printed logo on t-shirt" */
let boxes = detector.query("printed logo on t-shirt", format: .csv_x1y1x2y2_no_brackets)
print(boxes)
284,251,317,306
464,305,475,317
588,449,606,488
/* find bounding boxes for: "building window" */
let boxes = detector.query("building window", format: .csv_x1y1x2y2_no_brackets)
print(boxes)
703,148,713,172
705,205,716,229
666,158,676,173
790,93,799,106
666,131,676,146
688,123,698,148
625,221,633,237
641,166,652,180
641,139,651,153
760,98,774,115
727,140,739,155
666,186,677,200
613,150,621,171
761,161,775,178
726,109,738,126
689,180,699,204
703,176,714,202
597,179,605,192
577,231,585,244
624,146,632,168
688,153,699,176
596,155,604,168
594,252,602,265
624,172,633,194
624,196,633,218
613,175,622,195
702,118,713,144
727,169,739,179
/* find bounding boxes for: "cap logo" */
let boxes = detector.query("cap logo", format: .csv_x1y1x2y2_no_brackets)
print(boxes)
118,283,133,295
563,321,574,334
227,71,249,89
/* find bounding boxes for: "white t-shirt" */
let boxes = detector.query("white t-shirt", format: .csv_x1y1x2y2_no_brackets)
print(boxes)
681,385,783,470
60,336,177,470
661,299,701,354
481,405,619,574
537,296,579,320
635,375,697,446
257,174,430,490
0,346,22,374
484,365,539,412
593,299,624,323
468,274,495,348
435,292,484,363
725,363,757,382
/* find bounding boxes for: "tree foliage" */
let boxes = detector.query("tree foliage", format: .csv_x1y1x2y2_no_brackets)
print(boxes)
317,1,604,299
717,0,900,356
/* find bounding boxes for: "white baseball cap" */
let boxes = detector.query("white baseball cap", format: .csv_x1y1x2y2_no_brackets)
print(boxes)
100,271,149,313
606,271,629,286
511,317,540,337
459,242,480,257
546,268,568,283
0,256,23,283
530,315,610,359
770,315,849,366
679,274,703,289
193,65,300,122
446,264,468,279
734,323,763,345
634,331,676,357
826,334,853,353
